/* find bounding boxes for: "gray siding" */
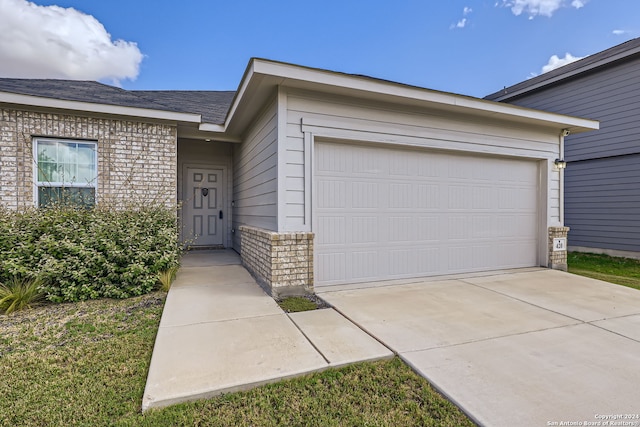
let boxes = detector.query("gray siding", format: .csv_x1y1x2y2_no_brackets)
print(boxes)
506,56,640,162
565,154,640,252
505,56,640,254
232,98,278,251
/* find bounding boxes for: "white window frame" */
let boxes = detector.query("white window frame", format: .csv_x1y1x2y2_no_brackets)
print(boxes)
33,138,98,207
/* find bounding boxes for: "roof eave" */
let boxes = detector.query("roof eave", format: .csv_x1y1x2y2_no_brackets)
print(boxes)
225,58,599,135
0,90,202,123
487,44,640,102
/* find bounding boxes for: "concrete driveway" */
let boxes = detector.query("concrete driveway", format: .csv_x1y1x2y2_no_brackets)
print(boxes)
318,269,640,427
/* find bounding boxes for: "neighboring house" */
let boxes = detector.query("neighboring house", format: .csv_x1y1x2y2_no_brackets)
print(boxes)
0,59,598,295
486,38,640,259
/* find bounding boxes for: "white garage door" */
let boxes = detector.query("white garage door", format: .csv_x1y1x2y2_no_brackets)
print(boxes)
314,142,540,287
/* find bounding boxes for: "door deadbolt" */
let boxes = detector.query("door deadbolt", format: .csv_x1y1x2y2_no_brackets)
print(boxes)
201,188,209,197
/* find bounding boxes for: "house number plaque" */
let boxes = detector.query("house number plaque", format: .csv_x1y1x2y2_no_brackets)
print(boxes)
552,237,567,252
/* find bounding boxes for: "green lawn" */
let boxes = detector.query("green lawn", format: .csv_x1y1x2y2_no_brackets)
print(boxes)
0,292,474,427
568,252,640,291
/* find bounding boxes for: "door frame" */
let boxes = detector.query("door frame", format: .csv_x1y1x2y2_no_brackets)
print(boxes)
180,162,228,248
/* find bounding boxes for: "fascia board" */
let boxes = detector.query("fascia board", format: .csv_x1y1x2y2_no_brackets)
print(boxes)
198,123,226,133
222,60,257,128
489,46,640,102
0,91,202,123
249,59,599,133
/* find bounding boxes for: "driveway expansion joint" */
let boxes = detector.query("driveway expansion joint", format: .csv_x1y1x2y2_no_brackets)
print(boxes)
286,313,331,364
324,305,397,356
458,277,586,323
161,312,285,329
398,322,584,354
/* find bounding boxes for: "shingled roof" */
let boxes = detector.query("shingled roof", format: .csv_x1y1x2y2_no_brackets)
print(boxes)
485,37,640,102
133,91,235,124
0,78,235,124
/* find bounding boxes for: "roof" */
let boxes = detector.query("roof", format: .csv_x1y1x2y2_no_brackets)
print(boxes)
0,58,599,139
133,91,235,124
0,78,235,125
485,38,640,102
213,57,598,136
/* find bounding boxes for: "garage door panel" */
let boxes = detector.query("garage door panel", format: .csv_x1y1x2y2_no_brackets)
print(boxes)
388,151,413,176
317,179,346,208
316,252,346,282
352,182,379,208
417,184,440,209
315,142,540,286
389,249,415,275
389,216,414,242
389,183,413,208
417,248,442,274
417,216,441,241
351,251,380,280
471,216,496,238
472,187,495,209
351,216,379,244
316,216,346,245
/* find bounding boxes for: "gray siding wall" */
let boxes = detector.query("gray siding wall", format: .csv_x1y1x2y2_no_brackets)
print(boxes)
506,56,640,162
506,56,640,254
232,98,278,251
565,154,640,252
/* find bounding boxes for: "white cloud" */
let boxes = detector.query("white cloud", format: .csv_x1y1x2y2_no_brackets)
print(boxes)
500,0,587,18
612,29,628,35
539,53,584,74
451,18,468,29
0,0,143,83
451,6,472,29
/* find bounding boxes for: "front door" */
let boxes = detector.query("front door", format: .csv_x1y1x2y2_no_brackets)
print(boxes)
183,167,224,247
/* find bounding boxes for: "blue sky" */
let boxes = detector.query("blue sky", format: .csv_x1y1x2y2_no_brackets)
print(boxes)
1,0,639,97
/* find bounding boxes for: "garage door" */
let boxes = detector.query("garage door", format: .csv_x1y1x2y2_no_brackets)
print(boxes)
314,142,539,287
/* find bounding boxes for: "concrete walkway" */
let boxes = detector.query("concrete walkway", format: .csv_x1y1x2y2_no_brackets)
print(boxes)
319,269,640,427
141,250,391,411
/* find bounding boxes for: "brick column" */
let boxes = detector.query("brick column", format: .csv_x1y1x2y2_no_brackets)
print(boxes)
239,225,314,297
548,226,570,271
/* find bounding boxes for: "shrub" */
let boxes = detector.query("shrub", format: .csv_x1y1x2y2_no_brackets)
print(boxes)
0,203,181,303
0,276,44,314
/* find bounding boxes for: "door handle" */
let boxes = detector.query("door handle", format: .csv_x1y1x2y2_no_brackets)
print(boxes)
219,210,223,219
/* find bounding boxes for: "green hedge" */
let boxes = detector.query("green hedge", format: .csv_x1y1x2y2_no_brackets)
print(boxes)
0,204,181,303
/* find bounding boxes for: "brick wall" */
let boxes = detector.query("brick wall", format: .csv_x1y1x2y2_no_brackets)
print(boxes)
239,225,314,296
548,226,570,271
0,108,177,209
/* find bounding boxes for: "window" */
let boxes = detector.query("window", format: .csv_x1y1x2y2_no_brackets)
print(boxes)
34,138,97,207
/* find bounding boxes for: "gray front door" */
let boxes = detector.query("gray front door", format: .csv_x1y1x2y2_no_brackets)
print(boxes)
183,167,224,246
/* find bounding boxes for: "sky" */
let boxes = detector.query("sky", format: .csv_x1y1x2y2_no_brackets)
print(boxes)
0,0,639,98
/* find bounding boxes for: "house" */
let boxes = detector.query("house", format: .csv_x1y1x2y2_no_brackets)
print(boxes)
486,38,640,259
0,59,598,295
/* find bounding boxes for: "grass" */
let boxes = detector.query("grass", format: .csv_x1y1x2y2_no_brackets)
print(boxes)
568,252,640,291
277,296,319,312
157,266,179,292
0,291,474,427
0,276,44,315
